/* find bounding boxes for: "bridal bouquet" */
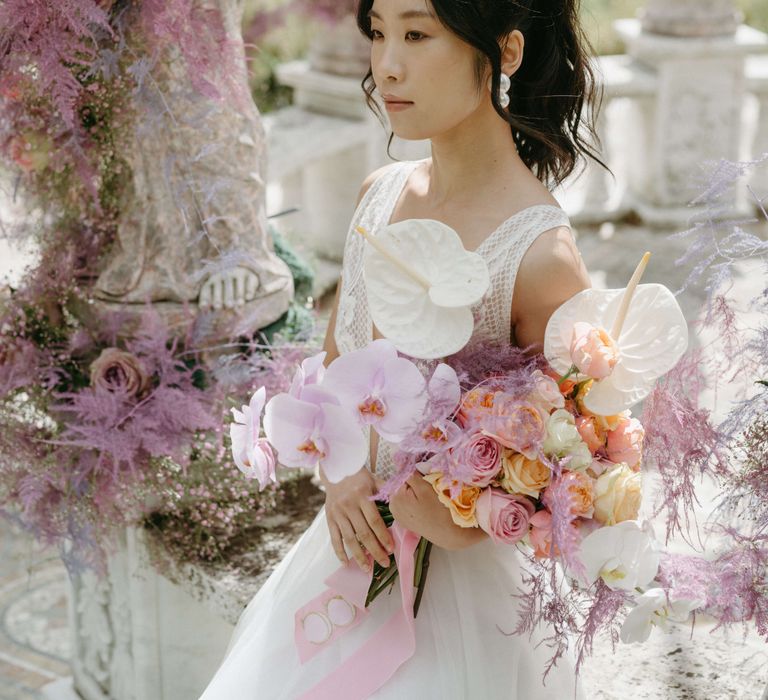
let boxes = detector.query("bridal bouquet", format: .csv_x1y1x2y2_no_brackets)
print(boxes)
227,218,705,679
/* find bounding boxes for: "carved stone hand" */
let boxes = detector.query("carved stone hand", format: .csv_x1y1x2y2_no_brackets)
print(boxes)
198,267,260,310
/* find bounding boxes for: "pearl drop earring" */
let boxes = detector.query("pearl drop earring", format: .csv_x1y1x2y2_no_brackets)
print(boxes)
498,73,511,109
488,73,511,109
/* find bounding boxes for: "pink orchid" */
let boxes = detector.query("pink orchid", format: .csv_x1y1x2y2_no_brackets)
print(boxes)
322,339,428,443
230,387,277,490
289,351,327,400
263,392,366,483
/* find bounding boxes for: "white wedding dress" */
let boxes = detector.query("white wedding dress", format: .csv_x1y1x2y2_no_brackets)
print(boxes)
200,159,585,699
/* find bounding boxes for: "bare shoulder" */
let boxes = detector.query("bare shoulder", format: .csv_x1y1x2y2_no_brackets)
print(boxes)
511,225,592,353
356,162,401,205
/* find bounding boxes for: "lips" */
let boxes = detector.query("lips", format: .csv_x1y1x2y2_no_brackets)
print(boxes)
381,93,413,105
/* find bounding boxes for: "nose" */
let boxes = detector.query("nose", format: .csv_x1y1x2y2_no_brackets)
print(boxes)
372,39,405,85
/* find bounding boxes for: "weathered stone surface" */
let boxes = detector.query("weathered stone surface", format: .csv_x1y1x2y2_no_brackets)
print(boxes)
89,0,294,341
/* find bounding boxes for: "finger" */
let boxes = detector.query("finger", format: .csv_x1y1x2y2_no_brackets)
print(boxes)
212,276,223,310
327,518,348,565
244,272,258,301
339,519,371,571
235,269,250,306
350,513,391,569
224,274,236,309
199,283,211,309
361,497,394,554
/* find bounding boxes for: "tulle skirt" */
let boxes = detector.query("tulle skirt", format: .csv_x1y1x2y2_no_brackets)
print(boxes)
200,505,585,699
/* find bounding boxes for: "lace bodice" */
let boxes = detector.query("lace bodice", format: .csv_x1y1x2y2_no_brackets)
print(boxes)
334,159,572,479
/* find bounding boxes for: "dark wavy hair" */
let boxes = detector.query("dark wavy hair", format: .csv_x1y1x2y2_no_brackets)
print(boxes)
356,0,610,188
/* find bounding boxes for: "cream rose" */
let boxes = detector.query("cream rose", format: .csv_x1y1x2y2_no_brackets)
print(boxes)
499,450,551,499
542,409,593,471
593,463,642,525
423,472,481,528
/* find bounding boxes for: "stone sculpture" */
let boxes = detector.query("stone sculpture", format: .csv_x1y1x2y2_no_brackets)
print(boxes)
91,0,293,341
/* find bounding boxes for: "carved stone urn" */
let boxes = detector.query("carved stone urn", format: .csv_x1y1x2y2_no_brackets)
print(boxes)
639,0,743,37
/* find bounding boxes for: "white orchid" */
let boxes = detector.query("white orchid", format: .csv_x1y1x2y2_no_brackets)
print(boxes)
620,588,704,644
579,520,660,591
359,220,490,359
544,253,689,416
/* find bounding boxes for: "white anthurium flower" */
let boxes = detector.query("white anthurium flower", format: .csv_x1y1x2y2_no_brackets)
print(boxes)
579,520,660,591
544,254,688,416
620,588,705,644
359,220,490,359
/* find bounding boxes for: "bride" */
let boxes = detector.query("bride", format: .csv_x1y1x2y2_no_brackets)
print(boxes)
201,0,605,696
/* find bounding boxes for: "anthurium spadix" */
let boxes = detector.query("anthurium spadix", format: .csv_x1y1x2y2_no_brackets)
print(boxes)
544,252,688,416
357,221,490,359
322,338,428,443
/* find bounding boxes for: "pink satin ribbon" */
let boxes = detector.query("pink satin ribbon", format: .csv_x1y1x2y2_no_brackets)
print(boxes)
295,523,421,700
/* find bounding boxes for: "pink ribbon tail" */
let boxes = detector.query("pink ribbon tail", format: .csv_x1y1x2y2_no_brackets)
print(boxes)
295,523,421,700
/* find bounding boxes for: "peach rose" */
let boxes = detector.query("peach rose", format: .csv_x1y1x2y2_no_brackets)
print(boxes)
606,416,645,470
423,472,481,528
575,415,606,454
593,463,642,525
457,388,497,427
563,470,595,519
570,321,619,380
499,450,551,499
481,397,546,460
528,369,565,413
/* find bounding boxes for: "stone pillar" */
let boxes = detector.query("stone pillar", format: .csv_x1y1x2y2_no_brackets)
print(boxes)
68,528,235,700
614,1,768,225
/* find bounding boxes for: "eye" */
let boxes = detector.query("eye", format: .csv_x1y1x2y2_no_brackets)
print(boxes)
370,28,383,40
406,31,426,41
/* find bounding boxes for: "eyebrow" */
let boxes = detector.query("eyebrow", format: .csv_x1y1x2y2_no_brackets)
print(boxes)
367,9,436,21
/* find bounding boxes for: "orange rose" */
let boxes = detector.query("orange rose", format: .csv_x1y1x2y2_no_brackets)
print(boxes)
423,472,480,528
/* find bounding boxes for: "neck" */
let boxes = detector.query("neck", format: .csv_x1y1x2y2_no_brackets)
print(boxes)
426,101,528,207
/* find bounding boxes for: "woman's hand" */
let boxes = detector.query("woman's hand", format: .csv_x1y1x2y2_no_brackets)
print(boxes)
319,466,394,572
388,473,488,550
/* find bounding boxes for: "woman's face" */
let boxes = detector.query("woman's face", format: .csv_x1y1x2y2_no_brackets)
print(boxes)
367,0,490,141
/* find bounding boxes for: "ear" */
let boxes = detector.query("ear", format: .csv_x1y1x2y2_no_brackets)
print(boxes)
501,29,524,77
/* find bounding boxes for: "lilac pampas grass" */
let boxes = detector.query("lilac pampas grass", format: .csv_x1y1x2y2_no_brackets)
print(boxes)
640,348,731,543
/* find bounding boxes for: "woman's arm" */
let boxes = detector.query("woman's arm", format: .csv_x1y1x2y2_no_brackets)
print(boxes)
511,225,592,354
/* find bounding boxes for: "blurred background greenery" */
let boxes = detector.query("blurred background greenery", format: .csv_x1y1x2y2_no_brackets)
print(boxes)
244,0,768,113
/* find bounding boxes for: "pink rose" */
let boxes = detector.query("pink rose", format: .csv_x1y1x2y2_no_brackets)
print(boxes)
475,488,535,545
529,509,554,558
457,432,501,487
90,348,151,399
570,322,619,380
606,416,644,470
575,415,606,454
